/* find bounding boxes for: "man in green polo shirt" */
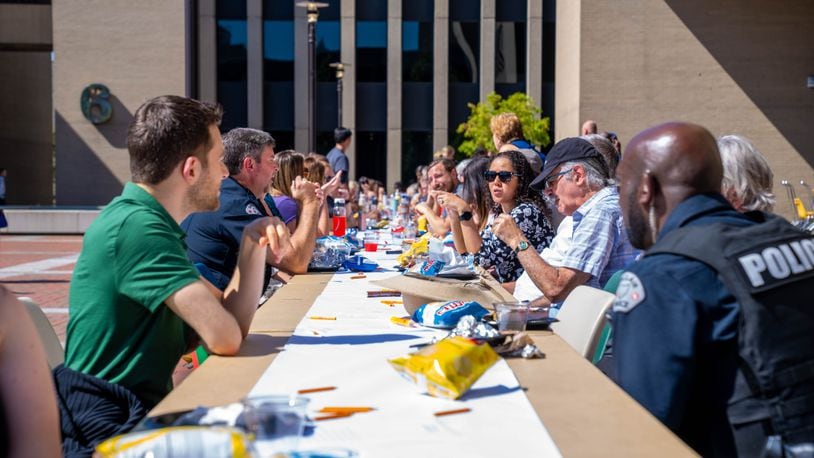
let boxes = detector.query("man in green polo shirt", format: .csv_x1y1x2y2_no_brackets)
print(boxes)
63,95,290,412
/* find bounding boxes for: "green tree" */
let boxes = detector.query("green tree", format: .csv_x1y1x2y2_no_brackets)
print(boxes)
456,92,551,156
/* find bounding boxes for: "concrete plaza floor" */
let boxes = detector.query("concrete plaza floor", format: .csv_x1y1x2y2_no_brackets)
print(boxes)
0,234,82,342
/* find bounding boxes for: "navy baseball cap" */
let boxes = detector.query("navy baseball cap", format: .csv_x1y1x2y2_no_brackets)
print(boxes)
530,138,602,190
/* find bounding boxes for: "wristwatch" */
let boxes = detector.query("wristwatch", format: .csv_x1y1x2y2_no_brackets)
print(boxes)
459,211,473,221
513,240,530,254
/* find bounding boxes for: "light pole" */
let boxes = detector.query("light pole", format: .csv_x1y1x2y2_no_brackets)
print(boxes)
296,1,328,153
329,62,349,126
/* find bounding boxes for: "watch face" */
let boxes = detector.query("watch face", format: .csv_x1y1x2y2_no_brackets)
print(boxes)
515,241,529,253
459,211,473,221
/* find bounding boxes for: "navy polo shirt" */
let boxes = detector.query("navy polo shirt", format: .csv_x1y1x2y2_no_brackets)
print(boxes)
181,177,271,290
611,193,755,456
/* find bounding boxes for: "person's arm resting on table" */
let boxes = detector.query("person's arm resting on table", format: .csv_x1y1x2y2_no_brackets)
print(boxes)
166,217,289,355
492,214,590,302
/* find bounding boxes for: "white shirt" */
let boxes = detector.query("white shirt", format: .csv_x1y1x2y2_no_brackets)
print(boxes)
513,216,574,302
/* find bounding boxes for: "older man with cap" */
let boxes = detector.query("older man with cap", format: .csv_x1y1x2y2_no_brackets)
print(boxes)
612,122,814,457
492,137,637,311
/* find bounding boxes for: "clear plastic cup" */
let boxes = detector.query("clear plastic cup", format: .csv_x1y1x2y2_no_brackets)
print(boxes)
493,302,529,332
242,395,309,456
364,231,379,252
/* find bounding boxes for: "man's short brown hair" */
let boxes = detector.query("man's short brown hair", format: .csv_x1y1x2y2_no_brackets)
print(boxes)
127,95,223,184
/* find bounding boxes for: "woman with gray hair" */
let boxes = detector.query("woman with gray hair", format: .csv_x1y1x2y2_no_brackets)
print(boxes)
717,135,775,213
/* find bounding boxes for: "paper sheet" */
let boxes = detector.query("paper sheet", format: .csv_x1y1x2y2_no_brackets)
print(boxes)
250,249,562,457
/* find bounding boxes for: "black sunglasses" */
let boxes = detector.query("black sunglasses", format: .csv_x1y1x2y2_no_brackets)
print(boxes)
483,170,521,183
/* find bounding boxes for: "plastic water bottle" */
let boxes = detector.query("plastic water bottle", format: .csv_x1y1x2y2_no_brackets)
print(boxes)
332,198,346,236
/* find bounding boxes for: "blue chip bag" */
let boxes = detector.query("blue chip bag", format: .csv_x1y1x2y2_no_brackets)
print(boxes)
418,259,446,276
412,300,489,329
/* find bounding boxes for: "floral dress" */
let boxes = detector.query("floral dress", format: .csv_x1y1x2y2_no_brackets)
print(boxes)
476,202,554,282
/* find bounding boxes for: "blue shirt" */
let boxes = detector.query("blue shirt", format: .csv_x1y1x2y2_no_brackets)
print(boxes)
327,147,349,184
181,177,269,290
611,193,755,457
560,186,639,289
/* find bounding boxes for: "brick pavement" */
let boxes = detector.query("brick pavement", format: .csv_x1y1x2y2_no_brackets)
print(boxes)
0,234,83,341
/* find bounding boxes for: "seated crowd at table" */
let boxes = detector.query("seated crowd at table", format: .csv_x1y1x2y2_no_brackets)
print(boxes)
3,94,813,457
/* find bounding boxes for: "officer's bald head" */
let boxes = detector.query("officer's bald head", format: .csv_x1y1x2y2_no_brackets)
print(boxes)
624,122,722,196
618,122,723,249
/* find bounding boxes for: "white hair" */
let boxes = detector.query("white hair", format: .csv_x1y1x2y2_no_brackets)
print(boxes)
560,158,611,191
717,134,775,212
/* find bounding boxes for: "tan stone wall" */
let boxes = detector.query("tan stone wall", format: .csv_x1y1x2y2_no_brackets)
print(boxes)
557,0,814,220
53,0,186,205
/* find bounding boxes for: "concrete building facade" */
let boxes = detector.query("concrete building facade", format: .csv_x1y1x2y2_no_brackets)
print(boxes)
0,0,811,221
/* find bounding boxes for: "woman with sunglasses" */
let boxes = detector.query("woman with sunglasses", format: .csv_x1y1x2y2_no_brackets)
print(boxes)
440,150,554,283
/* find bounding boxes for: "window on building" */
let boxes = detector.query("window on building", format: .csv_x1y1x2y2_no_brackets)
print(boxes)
402,132,433,185
448,0,480,146
263,0,294,139
495,0,527,97
355,131,387,183
216,0,247,131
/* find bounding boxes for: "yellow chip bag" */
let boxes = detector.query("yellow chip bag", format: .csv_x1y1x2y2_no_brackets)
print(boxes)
389,336,499,399
396,234,430,267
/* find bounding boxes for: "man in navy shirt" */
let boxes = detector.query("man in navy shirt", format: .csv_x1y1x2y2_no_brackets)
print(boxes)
182,128,320,290
327,127,351,185
612,122,758,456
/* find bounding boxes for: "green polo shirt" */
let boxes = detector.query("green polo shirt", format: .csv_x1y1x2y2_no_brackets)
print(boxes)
64,183,201,408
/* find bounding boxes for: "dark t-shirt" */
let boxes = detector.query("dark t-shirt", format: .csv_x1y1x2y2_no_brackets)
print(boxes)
182,177,270,290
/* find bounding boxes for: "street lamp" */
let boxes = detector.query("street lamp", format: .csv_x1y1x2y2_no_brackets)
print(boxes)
329,62,349,126
296,1,328,153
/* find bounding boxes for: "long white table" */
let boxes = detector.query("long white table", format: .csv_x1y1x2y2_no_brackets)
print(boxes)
248,250,560,456
151,247,696,457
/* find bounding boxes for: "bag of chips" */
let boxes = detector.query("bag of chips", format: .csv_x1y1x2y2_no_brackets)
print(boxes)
412,300,489,328
389,336,499,399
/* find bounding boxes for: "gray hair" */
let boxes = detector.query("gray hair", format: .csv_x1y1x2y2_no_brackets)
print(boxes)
560,157,611,191
717,134,775,212
222,128,276,176
581,134,619,179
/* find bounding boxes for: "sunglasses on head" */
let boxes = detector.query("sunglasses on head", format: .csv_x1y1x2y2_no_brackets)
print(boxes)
483,171,521,183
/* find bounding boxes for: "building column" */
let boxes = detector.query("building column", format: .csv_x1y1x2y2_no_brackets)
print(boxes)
294,4,308,151
387,0,402,190
526,0,543,108
197,0,217,103
433,0,449,151
480,0,495,101
341,0,356,178
246,0,263,129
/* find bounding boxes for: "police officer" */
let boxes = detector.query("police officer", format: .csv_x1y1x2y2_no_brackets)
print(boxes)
182,128,320,290
612,122,814,456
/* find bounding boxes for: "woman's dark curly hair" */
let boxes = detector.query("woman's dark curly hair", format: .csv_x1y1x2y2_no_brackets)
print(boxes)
484,150,549,217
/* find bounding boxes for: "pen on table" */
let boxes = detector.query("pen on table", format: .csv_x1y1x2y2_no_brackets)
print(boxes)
319,406,375,413
367,290,401,298
309,316,337,320
434,407,471,417
314,411,355,421
297,386,336,394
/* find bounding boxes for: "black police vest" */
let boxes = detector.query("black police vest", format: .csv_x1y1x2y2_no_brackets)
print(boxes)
646,213,814,453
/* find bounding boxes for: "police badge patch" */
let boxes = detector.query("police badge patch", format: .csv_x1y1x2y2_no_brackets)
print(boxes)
612,271,646,313
245,204,261,215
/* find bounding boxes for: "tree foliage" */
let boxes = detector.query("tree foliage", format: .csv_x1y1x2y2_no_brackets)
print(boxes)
455,92,551,157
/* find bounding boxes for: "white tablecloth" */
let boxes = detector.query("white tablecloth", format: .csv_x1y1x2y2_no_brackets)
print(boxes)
250,246,561,457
